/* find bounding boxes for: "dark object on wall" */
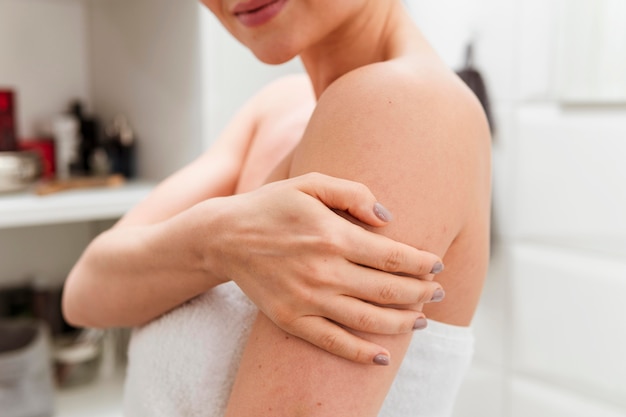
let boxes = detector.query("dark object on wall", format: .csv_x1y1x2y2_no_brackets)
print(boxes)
456,43,495,135
0,90,18,152
456,43,498,255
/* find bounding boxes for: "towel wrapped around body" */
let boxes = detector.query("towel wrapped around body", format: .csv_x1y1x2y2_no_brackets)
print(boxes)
124,281,474,417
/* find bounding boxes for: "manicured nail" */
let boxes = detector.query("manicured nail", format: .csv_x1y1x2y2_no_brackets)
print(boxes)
431,262,444,274
373,202,393,222
431,288,445,302
373,354,390,366
413,317,428,330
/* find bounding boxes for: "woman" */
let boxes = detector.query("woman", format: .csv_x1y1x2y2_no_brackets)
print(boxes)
63,0,490,415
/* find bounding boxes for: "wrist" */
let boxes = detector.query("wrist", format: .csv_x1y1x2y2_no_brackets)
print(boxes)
174,197,233,286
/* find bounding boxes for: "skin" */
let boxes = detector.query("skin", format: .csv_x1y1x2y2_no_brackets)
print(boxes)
196,0,491,415
62,57,445,365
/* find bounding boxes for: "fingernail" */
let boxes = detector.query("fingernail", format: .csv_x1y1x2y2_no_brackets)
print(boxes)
373,202,393,222
431,262,444,274
413,317,428,330
431,288,445,302
373,354,390,366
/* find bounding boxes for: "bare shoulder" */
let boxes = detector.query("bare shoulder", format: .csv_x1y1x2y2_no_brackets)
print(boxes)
293,58,491,243
315,59,490,161
292,59,492,325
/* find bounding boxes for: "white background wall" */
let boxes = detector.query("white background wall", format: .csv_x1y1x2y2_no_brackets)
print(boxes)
406,1,626,416
0,0,90,138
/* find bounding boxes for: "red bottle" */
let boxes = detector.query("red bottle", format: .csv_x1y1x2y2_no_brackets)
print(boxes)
0,90,18,151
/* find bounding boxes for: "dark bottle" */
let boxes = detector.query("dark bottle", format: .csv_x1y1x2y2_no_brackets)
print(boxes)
104,114,136,179
68,100,100,176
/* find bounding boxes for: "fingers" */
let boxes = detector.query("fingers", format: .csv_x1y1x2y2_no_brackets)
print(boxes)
345,223,443,277
291,172,443,277
320,295,431,335
295,172,391,227
340,268,445,306
288,315,393,366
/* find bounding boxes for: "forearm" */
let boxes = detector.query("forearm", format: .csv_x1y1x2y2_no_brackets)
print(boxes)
62,201,225,328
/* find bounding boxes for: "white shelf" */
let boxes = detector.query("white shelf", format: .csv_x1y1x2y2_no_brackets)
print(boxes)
0,182,155,229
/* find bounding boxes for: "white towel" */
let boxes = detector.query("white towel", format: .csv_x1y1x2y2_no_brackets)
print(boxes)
124,282,257,417
124,282,474,417
381,319,474,417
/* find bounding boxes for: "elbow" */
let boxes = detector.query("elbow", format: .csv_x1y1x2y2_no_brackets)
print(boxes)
62,265,103,329
61,272,89,328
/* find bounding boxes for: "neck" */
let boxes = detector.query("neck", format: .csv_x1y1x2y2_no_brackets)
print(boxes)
299,1,413,98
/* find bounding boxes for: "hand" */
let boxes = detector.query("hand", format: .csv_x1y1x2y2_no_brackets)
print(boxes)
203,173,444,365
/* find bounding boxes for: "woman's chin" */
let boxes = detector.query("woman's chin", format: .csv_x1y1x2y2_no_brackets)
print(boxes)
251,48,298,65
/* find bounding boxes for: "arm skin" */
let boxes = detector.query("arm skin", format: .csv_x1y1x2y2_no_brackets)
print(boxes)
224,63,491,416
62,76,445,365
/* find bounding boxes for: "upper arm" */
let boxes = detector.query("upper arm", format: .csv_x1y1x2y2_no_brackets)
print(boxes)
225,66,490,416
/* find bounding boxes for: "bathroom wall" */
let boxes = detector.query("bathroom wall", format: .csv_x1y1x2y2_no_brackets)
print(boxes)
0,0,90,138
406,0,626,416
87,0,204,181
0,0,93,288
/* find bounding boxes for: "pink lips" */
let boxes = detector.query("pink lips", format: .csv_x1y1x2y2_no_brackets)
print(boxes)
232,0,288,27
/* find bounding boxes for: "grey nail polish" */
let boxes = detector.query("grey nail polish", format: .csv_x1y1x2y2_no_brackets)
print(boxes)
431,288,445,302
413,317,428,330
373,354,390,366
431,262,444,274
373,202,393,222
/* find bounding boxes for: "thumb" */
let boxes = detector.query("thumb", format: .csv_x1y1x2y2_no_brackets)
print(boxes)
295,172,393,227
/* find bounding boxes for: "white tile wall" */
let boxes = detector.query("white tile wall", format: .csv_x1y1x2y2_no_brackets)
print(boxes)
515,0,561,101
453,364,506,417
414,1,626,416
510,242,626,409
511,375,626,417
511,105,626,243
470,244,512,368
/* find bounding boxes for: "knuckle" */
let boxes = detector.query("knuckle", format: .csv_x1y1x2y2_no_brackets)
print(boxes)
382,249,403,272
356,312,378,331
319,332,341,353
316,229,343,255
268,304,295,329
378,282,399,303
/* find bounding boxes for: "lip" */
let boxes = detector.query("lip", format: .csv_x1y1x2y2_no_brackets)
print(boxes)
232,0,287,27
